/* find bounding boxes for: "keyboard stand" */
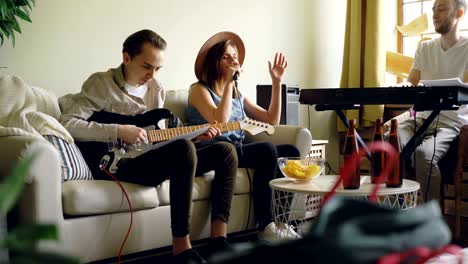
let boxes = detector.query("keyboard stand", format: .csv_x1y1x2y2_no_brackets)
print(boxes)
315,103,459,181
315,104,371,159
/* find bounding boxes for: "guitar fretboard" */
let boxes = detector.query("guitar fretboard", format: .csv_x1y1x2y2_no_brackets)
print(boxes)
147,121,242,143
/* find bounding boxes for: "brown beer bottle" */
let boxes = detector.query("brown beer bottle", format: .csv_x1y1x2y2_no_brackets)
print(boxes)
370,118,385,184
386,119,402,187
343,119,360,189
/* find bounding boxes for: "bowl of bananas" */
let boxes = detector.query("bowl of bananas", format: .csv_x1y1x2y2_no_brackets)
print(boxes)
278,157,325,182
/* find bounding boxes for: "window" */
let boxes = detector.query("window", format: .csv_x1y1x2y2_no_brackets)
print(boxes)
398,0,468,57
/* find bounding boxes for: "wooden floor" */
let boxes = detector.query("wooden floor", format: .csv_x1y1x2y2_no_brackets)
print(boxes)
89,230,259,264
90,215,468,264
90,201,468,263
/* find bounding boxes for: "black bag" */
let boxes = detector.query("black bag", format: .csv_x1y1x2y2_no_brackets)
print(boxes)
208,142,453,264
209,198,450,264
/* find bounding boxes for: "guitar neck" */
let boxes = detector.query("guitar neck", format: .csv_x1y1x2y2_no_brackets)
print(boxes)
147,121,241,143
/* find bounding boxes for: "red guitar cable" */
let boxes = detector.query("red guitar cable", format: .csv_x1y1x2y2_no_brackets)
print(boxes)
101,168,134,264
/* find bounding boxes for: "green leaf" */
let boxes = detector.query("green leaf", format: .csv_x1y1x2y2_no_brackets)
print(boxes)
2,224,57,250
20,5,30,16
0,0,34,46
10,29,15,46
15,8,30,22
14,0,29,7
8,18,21,33
0,24,10,38
27,0,34,10
0,1,7,20
0,23,11,38
10,250,81,264
0,152,36,214
4,0,13,9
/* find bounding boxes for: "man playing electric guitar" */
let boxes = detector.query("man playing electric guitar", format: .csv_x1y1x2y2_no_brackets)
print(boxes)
58,29,236,264
76,108,273,175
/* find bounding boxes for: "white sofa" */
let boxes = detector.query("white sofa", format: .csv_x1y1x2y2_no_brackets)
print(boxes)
0,89,312,263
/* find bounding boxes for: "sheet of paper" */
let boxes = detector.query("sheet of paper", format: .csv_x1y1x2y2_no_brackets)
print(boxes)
386,51,414,78
396,13,428,36
421,78,468,88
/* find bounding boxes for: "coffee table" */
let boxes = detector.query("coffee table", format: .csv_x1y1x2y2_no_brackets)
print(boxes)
270,175,420,237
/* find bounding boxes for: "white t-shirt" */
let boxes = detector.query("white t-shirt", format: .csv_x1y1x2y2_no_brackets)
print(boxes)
124,82,157,109
124,82,166,129
125,82,148,98
411,37,468,128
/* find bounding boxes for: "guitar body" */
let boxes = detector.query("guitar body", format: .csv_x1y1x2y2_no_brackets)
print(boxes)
76,109,173,176
87,108,172,128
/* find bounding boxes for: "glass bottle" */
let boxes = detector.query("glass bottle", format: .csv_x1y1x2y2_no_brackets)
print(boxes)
343,119,360,189
371,118,385,184
386,119,402,188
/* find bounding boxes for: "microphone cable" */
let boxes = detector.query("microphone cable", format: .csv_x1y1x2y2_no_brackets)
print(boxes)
233,74,253,231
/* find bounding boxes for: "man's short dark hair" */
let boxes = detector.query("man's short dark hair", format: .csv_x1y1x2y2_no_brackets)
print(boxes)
455,0,467,13
122,29,167,58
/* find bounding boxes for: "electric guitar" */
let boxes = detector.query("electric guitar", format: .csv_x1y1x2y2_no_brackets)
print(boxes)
76,108,274,174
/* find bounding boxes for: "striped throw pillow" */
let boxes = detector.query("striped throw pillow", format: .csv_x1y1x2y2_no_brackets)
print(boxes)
44,135,93,182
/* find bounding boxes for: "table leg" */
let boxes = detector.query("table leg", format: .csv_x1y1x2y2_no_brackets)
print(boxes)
272,190,322,237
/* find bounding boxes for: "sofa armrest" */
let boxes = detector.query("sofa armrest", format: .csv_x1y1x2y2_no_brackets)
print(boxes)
244,125,312,157
0,136,63,228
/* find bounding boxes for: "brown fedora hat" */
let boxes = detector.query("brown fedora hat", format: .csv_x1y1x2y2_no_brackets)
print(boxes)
194,31,245,81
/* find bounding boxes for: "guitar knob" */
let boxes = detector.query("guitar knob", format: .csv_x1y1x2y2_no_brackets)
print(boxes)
119,148,126,155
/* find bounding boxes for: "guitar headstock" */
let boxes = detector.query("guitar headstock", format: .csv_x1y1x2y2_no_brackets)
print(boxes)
239,119,275,135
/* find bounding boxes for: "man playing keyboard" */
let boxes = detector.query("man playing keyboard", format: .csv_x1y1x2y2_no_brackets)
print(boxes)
401,0,468,201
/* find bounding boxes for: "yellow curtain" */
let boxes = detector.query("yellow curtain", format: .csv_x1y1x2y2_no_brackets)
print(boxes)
339,0,386,131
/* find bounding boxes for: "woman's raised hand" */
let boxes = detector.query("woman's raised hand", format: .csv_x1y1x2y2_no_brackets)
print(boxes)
268,52,288,84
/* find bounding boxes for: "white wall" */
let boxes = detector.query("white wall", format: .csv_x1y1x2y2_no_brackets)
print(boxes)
0,0,308,99
0,0,349,169
303,1,347,171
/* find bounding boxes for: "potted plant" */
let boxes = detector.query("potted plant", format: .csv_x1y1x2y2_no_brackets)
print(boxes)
0,152,80,263
0,0,35,47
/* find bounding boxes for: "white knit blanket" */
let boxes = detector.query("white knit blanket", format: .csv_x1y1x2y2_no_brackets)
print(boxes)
0,74,73,143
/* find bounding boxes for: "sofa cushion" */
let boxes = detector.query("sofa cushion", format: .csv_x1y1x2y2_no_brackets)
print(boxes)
62,180,158,216
30,85,62,119
163,90,189,123
156,168,254,206
233,168,255,194
44,135,93,182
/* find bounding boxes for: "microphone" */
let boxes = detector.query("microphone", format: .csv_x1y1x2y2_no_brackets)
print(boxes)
233,71,240,81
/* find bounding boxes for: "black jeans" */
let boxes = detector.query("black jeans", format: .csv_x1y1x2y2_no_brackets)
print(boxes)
235,142,300,230
106,139,237,237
